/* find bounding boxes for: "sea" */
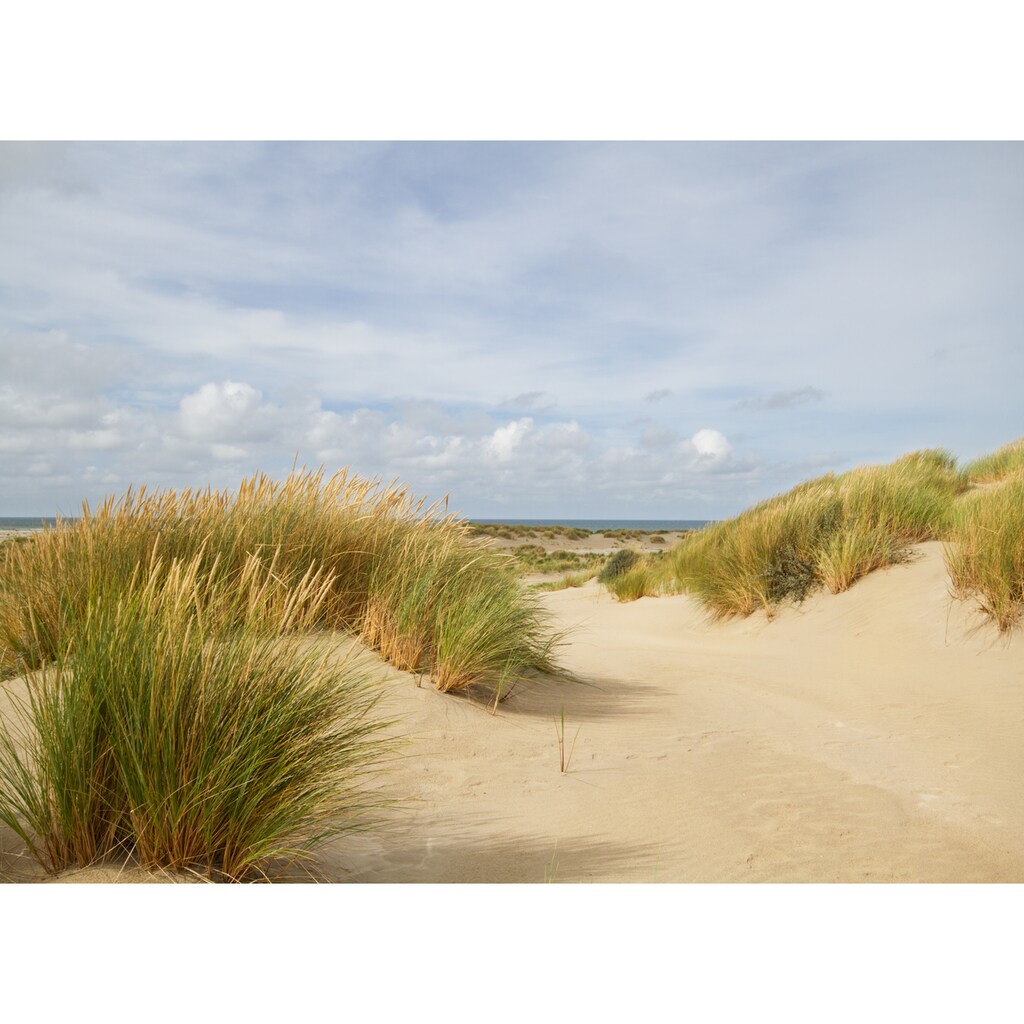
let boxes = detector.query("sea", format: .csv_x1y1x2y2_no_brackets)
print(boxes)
0,517,72,530
467,518,712,531
1,516,713,533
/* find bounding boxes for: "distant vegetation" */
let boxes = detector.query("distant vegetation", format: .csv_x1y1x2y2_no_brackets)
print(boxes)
509,544,606,575
466,523,592,542
533,570,597,593
598,549,641,584
602,440,1024,633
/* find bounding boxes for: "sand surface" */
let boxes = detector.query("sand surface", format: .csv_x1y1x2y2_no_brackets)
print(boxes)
3,541,1022,883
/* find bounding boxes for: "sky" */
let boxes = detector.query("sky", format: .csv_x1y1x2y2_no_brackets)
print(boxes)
1,141,1022,519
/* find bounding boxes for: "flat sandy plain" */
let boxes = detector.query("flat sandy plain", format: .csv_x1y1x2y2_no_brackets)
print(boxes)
2,538,1022,883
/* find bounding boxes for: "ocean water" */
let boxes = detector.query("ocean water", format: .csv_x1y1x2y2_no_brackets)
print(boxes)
0,517,71,530
467,518,712,532
1,516,713,533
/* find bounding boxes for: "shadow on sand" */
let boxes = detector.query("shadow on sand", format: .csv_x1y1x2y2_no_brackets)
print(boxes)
448,668,671,724
295,820,663,883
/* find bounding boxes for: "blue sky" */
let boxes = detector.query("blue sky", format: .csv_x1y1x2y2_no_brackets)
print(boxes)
1,141,1022,518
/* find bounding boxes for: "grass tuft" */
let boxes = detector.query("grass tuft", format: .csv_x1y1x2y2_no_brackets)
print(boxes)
532,570,597,593
944,478,1024,631
598,549,641,584
964,436,1024,484
0,555,393,878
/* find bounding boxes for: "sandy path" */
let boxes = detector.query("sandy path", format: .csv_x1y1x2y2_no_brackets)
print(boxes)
4,541,1022,883
320,542,1024,883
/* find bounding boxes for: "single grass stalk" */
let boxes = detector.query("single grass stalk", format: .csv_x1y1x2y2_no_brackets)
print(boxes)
544,843,559,883
555,705,580,774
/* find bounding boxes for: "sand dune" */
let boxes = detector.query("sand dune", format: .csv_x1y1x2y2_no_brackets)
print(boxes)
324,541,1024,883
3,541,1022,883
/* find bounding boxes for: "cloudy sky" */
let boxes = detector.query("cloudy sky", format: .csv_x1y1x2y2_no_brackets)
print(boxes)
1,141,1022,519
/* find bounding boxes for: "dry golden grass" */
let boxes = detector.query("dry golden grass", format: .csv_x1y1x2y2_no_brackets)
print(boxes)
609,449,967,617
0,467,560,693
964,436,1024,484
944,478,1024,631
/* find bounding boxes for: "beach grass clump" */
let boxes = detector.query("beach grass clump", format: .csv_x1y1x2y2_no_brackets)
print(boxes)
657,449,967,618
429,558,562,694
0,555,392,878
944,477,1024,631
600,548,669,602
815,521,909,594
598,549,641,584
964,436,1024,484
532,570,597,593
0,468,561,694
605,560,656,602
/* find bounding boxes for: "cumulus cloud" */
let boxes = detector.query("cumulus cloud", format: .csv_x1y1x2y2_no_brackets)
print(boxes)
691,428,732,459
486,418,534,461
178,381,275,443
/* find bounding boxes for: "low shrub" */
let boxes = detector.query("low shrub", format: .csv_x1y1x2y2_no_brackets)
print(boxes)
598,549,641,584
605,561,655,602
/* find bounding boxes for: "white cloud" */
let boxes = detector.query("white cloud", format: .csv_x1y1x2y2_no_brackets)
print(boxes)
691,428,731,459
487,418,533,461
178,381,270,442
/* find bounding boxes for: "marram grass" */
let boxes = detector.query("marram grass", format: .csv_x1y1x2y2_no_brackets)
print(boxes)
0,468,561,693
0,468,563,877
964,436,1024,484
944,477,1024,632
0,555,393,878
604,448,970,617
606,442,1024,632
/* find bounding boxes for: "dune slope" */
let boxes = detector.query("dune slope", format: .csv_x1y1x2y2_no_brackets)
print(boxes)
315,541,1024,883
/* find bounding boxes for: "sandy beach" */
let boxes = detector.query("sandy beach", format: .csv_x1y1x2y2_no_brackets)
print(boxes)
6,539,1019,883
